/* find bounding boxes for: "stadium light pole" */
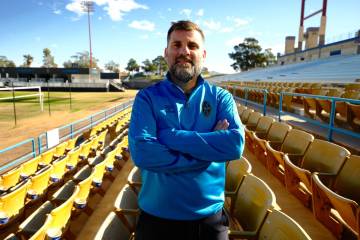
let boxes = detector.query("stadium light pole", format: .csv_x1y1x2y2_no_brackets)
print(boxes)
82,1,94,71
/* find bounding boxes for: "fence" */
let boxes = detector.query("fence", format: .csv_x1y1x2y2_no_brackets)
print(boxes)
230,86,360,143
0,99,133,174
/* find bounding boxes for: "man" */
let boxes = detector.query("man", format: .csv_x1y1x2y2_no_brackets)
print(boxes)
129,20,245,240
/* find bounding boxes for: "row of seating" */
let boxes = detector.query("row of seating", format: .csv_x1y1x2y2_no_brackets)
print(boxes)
3,128,130,239
240,104,360,239
227,83,360,132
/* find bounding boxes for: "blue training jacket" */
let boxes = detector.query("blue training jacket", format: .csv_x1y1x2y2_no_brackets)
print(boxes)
128,74,245,220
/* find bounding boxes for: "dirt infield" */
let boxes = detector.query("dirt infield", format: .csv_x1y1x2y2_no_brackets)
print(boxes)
0,90,138,150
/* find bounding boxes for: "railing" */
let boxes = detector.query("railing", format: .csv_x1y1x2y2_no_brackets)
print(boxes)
229,86,360,143
0,99,134,174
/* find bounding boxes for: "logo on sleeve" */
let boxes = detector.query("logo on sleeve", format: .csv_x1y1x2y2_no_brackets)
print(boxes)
202,101,212,117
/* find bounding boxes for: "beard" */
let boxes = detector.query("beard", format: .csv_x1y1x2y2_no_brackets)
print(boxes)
169,57,202,83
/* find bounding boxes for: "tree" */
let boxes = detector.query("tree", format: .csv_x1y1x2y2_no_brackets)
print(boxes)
142,59,157,74
125,58,140,73
229,38,271,71
42,48,57,68
264,48,276,66
22,54,34,67
0,56,16,67
105,60,120,73
63,51,99,69
152,56,168,75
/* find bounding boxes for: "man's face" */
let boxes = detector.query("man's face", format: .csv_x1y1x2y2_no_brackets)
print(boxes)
164,30,206,83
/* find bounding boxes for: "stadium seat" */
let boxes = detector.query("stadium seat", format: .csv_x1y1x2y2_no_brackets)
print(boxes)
50,156,68,184
246,116,275,153
266,129,314,184
303,89,328,119
127,167,142,194
0,180,29,229
347,102,360,131
253,122,292,165
46,186,80,239
237,104,247,116
91,159,107,196
227,174,277,237
240,109,254,124
38,148,56,168
312,155,360,239
27,165,53,202
114,184,139,232
18,201,55,238
66,147,81,171
284,139,350,207
94,211,133,240
230,209,311,240
29,214,53,240
53,142,68,159
20,156,40,180
245,112,262,130
0,166,22,192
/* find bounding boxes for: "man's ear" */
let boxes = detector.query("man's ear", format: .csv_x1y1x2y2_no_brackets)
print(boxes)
164,48,168,58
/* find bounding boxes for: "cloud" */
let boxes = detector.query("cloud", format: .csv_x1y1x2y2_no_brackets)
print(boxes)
233,18,249,27
129,20,155,31
180,9,191,18
203,20,221,31
197,9,204,17
53,9,62,15
66,0,148,21
226,37,244,47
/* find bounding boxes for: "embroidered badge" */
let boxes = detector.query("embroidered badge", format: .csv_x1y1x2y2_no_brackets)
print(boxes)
202,101,211,117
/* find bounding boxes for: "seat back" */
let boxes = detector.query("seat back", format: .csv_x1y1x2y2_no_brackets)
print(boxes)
0,167,22,191
0,180,29,218
51,156,68,181
237,105,247,115
40,149,55,165
75,170,95,205
255,116,275,133
225,157,252,193
266,122,292,143
21,156,40,178
232,174,276,232
301,139,350,174
240,109,254,124
29,214,53,240
281,129,314,155
94,212,132,240
66,147,81,169
333,155,360,203
28,166,53,196
48,186,79,234
93,159,107,185
258,209,311,240
55,142,68,157
114,185,139,229
246,112,262,126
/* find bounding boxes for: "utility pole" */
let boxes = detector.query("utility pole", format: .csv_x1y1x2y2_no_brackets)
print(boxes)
82,1,94,71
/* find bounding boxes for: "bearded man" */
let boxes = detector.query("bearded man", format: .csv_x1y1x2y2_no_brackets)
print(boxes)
129,20,245,240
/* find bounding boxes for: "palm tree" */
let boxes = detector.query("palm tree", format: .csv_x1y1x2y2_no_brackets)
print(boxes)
23,54,34,67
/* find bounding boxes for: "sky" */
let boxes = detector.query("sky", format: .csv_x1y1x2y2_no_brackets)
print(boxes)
1,0,359,74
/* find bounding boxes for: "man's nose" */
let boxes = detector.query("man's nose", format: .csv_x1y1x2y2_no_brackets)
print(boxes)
179,46,190,55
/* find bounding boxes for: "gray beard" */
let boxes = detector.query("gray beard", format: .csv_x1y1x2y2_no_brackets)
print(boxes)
170,63,201,83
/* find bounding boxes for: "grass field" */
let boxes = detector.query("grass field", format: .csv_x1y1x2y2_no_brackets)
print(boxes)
0,90,138,150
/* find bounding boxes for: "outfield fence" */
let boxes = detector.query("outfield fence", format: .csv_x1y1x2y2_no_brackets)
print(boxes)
0,99,133,174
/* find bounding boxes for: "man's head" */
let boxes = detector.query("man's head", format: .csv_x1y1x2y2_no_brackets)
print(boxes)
165,20,206,85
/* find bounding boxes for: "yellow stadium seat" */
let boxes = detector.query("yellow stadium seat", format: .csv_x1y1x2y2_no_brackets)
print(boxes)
94,211,133,240
27,165,53,201
284,139,350,208
312,155,360,239
237,104,247,116
18,201,55,239
253,122,292,165
0,180,29,229
0,166,22,192
127,167,142,195
66,147,81,171
266,129,314,184
53,142,68,159
256,209,311,240
114,184,139,232
91,160,107,196
46,186,80,239
38,148,56,167
246,116,275,153
20,156,40,179
347,102,360,132
74,170,96,213
240,109,254,124
227,174,277,237
50,156,68,184
29,214,53,240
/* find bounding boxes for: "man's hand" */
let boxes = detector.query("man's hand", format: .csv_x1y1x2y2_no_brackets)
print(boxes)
214,119,229,131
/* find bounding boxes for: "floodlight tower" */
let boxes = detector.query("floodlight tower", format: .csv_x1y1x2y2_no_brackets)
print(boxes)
82,1,94,69
297,0,328,50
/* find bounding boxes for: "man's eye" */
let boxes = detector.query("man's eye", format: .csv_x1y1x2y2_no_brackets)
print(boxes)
188,44,198,50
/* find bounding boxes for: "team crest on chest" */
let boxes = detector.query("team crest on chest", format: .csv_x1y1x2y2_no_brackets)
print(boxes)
202,101,211,117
